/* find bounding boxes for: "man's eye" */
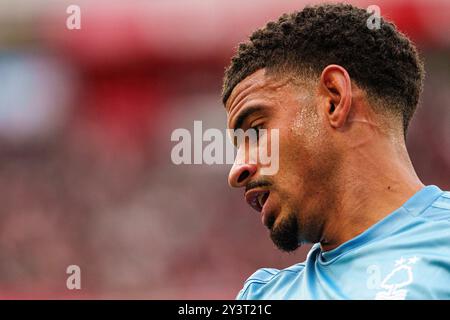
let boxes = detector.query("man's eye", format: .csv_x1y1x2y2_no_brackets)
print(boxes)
251,124,263,134
250,125,264,142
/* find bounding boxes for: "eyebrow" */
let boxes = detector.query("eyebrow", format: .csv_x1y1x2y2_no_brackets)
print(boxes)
230,105,264,131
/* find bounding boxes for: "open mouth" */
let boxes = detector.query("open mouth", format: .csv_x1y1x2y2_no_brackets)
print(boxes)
245,189,270,212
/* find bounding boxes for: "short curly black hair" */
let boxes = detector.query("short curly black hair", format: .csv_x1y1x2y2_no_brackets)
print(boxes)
222,3,424,132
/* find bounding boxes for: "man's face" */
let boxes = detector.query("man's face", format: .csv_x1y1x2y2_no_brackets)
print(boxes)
226,69,340,252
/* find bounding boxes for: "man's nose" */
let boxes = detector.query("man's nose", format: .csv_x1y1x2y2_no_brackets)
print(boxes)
228,162,257,188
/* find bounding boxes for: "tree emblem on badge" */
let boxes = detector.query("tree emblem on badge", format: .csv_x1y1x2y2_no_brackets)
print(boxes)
375,256,420,300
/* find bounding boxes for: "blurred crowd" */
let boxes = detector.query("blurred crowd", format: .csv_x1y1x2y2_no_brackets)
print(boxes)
0,0,448,298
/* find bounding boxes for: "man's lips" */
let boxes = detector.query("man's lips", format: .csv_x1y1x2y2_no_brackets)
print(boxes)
245,188,271,226
245,189,270,212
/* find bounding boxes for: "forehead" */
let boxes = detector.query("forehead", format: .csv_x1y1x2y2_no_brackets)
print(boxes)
225,68,296,118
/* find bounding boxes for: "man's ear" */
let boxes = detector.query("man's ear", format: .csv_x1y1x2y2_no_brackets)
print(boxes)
319,65,352,129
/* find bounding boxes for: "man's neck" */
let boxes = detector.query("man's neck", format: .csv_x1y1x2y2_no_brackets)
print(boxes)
319,136,424,252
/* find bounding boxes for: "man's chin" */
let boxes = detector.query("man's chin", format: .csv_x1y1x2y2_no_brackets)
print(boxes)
269,213,300,252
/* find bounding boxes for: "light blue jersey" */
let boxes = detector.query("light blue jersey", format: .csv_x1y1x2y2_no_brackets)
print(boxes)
237,185,450,300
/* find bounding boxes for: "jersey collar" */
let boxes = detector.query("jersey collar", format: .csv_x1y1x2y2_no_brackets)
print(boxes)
317,185,443,264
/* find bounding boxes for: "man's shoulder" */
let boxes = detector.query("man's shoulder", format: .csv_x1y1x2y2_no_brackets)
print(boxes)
236,262,307,300
245,263,306,283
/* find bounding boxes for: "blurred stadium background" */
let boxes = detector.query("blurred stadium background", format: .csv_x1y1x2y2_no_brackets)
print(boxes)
0,0,448,299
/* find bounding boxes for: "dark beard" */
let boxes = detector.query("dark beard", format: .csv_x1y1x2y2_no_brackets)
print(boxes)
269,212,300,252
